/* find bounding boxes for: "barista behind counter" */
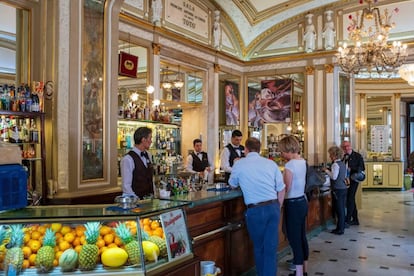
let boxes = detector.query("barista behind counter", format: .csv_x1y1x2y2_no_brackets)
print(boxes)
186,138,214,182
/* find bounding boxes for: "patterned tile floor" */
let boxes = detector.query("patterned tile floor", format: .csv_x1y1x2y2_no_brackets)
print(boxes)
277,190,414,276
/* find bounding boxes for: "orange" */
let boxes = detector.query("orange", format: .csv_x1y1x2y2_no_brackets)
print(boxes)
114,236,123,246
96,239,105,248
150,220,160,230
31,231,41,240
75,225,86,237
107,243,118,248
55,250,63,261
28,240,41,253
60,225,72,235
53,259,58,267
143,225,151,233
72,237,81,247
28,253,37,266
58,240,71,251
55,232,63,240
103,233,114,245
63,232,75,243
100,225,112,236
80,235,86,245
142,218,151,226
22,259,30,269
22,246,32,258
38,225,47,234
74,245,82,253
152,227,164,238
24,233,31,244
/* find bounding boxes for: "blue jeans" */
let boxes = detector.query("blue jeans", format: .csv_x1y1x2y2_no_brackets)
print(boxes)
245,202,280,276
333,189,347,232
284,196,309,265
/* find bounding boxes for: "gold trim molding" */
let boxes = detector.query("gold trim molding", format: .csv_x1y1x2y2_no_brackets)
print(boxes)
305,66,314,75
152,43,160,55
324,64,334,73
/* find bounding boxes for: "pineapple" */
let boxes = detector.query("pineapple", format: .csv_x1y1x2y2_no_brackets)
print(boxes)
35,228,56,272
4,224,24,275
79,222,101,271
0,225,8,270
147,235,167,258
114,222,141,265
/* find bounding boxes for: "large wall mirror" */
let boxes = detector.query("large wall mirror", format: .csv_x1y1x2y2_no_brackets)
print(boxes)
0,2,30,85
366,96,392,154
117,40,148,120
246,73,304,162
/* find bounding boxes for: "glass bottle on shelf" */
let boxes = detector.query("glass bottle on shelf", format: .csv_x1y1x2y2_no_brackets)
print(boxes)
30,119,39,143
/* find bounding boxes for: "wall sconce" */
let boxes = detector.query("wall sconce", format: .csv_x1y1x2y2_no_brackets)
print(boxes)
355,119,366,132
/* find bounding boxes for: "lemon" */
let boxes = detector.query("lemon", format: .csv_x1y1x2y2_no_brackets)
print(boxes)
101,247,128,267
142,240,160,261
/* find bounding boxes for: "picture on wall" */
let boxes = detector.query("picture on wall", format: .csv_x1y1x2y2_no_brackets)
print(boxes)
224,81,240,126
248,79,292,127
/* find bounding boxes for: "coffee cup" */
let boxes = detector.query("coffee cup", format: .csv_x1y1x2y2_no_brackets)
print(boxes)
200,261,216,276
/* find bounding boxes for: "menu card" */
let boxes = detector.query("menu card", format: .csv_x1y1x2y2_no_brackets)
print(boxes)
370,125,390,153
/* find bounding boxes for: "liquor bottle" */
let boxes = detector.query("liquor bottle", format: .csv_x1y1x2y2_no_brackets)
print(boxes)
30,119,39,143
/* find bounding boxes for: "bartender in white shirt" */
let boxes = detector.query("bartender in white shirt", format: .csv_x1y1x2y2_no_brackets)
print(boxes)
186,139,213,180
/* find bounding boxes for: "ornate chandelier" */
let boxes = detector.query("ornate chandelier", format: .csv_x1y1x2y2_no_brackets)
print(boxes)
398,64,414,86
336,0,407,76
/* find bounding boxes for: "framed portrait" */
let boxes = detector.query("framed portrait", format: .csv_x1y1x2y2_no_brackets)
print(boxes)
249,79,292,125
224,81,240,126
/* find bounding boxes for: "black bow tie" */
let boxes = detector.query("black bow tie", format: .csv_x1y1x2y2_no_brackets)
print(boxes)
141,151,149,159
233,146,241,150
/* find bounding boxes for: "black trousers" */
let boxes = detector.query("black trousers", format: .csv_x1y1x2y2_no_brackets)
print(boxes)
333,189,347,232
346,181,359,223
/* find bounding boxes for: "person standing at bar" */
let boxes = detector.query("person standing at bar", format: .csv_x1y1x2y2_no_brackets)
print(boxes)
220,129,245,183
341,140,365,225
278,135,309,276
324,146,348,235
186,138,213,179
120,127,154,199
229,137,285,276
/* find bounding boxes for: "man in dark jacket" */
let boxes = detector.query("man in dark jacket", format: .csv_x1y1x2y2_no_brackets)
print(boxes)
341,141,365,225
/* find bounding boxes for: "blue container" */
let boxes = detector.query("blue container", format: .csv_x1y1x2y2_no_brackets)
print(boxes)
0,164,28,211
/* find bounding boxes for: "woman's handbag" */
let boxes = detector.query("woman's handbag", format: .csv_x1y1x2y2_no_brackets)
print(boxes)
305,163,326,193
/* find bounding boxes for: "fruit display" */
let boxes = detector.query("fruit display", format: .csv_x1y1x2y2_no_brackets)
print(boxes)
0,217,169,274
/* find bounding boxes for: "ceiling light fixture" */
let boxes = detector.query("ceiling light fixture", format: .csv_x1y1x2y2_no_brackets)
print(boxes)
398,64,414,86
161,67,172,90
336,0,407,76
173,65,184,89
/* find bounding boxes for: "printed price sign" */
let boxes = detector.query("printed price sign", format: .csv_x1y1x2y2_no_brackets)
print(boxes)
160,209,191,261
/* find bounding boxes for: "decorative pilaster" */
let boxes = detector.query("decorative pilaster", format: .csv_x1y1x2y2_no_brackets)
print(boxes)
324,64,334,73
305,66,315,75
152,43,161,55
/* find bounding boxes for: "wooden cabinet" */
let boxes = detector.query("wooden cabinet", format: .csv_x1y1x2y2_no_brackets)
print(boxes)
361,161,402,189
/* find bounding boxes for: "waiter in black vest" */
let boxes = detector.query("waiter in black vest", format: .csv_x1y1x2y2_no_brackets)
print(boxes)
186,139,213,178
220,129,245,184
120,127,154,199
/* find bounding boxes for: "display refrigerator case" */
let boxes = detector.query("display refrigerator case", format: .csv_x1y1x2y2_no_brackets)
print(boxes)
0,199,194,275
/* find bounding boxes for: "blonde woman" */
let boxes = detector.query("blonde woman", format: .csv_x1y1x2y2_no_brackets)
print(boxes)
278,135,308,276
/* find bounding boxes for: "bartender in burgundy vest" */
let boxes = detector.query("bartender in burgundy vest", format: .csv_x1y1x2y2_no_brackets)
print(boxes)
120,127,154,198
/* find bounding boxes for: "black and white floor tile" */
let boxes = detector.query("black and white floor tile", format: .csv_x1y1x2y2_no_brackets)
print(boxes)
277,191,414,276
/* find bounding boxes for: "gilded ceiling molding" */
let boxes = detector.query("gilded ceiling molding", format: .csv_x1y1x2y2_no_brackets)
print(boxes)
232,0,308,26
214,63,221,73
152,43,161,55
324,64,334,73
220,12,245,56
305,66,315,75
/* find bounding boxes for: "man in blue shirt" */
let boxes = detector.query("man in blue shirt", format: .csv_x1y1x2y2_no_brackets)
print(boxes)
229,137,285,276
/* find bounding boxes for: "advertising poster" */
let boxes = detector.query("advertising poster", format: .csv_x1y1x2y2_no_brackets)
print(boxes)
224,81,240,126
160,209,191,261
248,79,292,125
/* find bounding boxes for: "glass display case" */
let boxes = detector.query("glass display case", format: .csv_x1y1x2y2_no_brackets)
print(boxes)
0,199,193,275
